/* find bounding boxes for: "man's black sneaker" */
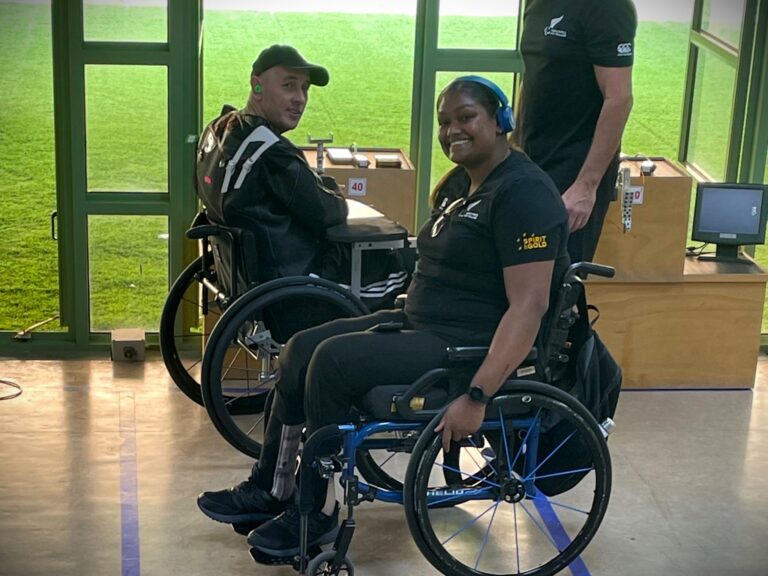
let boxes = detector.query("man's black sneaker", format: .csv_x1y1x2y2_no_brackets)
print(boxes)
246,503,339,557
197,480,286,525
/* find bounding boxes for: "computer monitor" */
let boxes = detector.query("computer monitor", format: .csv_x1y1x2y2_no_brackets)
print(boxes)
691,182,768,264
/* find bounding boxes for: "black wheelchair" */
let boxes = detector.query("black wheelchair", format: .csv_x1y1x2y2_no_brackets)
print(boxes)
159,202,411,459
243,260,618,576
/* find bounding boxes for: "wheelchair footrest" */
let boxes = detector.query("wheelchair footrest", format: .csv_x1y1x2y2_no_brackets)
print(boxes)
248,545,324,567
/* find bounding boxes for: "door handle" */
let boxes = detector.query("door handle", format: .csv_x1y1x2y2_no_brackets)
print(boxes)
50,210,57,240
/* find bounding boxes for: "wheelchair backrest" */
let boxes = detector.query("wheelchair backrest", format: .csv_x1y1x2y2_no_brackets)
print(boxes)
194,109,276,297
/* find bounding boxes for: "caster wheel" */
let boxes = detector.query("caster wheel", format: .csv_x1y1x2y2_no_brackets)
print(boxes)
306,550,355,575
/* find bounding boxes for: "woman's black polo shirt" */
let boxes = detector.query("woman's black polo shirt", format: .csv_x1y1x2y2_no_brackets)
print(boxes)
405,150,569,345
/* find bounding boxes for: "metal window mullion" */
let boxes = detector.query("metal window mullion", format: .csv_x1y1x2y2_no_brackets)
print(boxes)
81,42,170,65
167,0,202,287
60,0,91,345
689,31,739,65
51,0,76,337
679,0,703,166
728,0,760,181
739,0,768,183
411,0,440,228
84,194,171,215
433,49,522,72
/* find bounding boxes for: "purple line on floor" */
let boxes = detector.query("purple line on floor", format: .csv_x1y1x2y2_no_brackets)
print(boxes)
119,393,141,576
533,497,591,576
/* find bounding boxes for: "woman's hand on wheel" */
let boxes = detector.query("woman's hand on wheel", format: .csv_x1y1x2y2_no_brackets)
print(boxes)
435,395,486,453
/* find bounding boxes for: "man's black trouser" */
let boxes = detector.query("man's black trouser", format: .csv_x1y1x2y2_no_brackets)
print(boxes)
255,308,455,508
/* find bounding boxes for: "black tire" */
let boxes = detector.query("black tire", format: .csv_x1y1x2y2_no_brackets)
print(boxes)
404,380,611,576
306,550,354,575
201,277,368,459
159,255,222,405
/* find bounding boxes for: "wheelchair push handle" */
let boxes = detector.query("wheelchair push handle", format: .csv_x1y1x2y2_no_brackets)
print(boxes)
565,261,615,282
185,224,221,240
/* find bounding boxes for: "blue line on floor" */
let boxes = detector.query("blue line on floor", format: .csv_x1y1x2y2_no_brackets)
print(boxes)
533,498,591,576
119,393,141,576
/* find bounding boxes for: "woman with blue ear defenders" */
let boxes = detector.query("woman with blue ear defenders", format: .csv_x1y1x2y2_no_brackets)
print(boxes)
237,75,570,558
425,75,569,448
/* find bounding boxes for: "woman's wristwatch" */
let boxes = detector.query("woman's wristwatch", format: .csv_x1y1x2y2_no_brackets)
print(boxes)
467,385,493,405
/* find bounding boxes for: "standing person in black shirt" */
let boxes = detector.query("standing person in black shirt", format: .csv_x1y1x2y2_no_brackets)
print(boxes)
229,77,570,557
516,0,637,263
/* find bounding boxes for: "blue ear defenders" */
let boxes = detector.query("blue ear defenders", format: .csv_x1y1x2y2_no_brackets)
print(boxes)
454,75,515,133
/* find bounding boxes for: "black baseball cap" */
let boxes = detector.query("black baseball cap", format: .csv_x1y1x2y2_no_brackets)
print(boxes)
251,45,329,87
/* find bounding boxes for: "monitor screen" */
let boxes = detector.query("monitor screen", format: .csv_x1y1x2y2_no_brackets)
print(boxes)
697,186,763,237
691,182,768,263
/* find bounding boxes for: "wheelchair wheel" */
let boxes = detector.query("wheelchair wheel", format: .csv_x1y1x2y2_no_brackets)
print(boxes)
159,255,222,405
404,381,611,576
202,277,368,458
306,550,354,575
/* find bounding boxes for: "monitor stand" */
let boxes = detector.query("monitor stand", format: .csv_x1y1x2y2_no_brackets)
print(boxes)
697,244,753,265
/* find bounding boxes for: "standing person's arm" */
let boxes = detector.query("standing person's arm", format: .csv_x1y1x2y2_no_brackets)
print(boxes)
563,0,637,232
562,66,633,232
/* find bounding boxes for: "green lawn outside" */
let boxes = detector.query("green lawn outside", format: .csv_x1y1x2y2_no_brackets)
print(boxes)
2,3,759,334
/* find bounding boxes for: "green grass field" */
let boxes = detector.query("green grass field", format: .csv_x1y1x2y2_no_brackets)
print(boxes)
1,3,763,334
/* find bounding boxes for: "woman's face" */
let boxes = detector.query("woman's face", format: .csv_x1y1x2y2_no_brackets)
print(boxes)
437,89,499,167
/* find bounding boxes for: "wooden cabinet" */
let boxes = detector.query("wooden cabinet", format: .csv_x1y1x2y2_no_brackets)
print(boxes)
301,147,416,233
593,159,692,282
588,158,767,388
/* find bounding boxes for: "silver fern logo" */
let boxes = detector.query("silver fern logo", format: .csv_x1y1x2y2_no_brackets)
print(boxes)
544,15,567,38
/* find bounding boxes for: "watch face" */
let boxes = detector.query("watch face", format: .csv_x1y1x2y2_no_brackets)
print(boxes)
469,387,488,404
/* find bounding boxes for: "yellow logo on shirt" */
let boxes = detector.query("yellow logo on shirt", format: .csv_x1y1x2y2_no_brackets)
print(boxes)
517,233,548,251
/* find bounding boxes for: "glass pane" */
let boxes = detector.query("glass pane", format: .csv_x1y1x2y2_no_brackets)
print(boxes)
0,1,63,332
430,72,517,192
438,0,520,49
686,49,735,181
622,18,692,161
701,0,744,49
85,65,168,192
83,0,167,43
88,215,168,332
203,4,416,153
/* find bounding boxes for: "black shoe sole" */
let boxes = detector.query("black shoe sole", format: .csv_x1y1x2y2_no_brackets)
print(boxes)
249,526,339,557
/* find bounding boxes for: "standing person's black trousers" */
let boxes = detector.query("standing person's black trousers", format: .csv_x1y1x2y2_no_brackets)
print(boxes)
255,308,458,508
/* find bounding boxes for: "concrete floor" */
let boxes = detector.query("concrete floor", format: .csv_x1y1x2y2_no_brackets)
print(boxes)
1,353,767,576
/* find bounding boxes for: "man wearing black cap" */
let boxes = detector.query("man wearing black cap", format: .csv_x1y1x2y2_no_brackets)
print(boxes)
195,45,344,549
195,44,345,288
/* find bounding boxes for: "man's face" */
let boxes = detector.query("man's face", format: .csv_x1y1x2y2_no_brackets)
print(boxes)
252,66,311,134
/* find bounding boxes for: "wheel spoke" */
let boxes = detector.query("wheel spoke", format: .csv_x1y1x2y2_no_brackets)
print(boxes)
530,493,591,516
433,460,500,489
523,430,577,482
519,500,561,551
440,500,500,547
466,437,496,478
513,499,521,573
474,497,502,569
531,466,594,482
245,414,265,437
